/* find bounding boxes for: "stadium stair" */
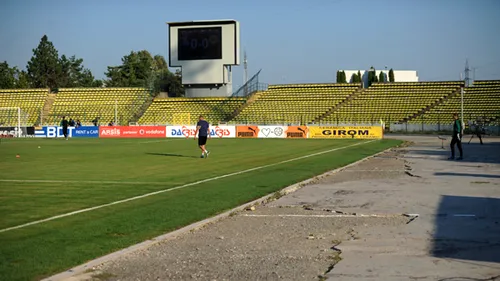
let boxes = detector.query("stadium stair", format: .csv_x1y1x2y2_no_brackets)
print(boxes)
317,81,464,125
130,95,154,124
39,93,56,125
225,91,263,122
412,80,500,125
230,83,360,125
314,85,363,123
403,86,463,123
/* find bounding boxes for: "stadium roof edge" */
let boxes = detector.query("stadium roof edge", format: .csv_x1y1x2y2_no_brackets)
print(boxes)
166,19,238,26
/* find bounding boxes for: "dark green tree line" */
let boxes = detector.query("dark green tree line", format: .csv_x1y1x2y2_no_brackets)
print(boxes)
336,70,347,83
0,35,183,96
389,68,395,82
0,35,102,89
104,50,184,96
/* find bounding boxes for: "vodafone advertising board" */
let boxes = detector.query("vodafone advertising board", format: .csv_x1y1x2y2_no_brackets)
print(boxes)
167,126,236,138
99,126,166,138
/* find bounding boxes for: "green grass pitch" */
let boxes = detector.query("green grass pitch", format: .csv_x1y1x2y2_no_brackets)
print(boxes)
0,137,402,281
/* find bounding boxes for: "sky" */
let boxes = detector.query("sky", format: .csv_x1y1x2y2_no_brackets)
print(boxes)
1,0,499,88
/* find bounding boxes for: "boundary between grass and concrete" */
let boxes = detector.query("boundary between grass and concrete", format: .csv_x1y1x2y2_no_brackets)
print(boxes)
1,140,375,234
42,140,404,281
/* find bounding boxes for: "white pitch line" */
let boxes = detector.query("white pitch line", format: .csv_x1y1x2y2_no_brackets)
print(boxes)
0,179,176,186
0,140,376,234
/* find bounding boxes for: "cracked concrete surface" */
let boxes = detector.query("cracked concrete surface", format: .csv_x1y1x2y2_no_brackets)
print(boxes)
54,136,500,281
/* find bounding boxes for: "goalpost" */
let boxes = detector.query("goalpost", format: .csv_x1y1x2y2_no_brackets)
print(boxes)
0,107,30,137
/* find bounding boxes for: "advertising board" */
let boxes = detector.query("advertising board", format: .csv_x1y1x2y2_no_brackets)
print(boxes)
35,126,99,138
235,126,259,138
99,126,166,138
0,126,34,138
285,126,309,138
257,126,287,138
167,125,236,138
308,126,383,139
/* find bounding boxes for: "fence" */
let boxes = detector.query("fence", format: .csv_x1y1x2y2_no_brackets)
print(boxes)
231,70,268,97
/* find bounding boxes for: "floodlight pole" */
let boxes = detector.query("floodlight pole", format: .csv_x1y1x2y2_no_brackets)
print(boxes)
461,87,464,124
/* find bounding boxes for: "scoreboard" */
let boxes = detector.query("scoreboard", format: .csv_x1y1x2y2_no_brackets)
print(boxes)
168,20,240,90
178,27,222,61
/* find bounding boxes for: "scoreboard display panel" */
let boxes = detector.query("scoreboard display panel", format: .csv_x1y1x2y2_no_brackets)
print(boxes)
178,27,222,61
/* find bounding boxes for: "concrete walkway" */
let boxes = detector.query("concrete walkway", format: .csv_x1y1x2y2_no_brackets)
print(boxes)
53,135,500,281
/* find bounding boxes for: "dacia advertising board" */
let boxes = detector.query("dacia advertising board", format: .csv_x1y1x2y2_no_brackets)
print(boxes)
167,126,235,138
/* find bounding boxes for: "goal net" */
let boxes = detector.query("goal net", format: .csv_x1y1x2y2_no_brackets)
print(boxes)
0,107,30,137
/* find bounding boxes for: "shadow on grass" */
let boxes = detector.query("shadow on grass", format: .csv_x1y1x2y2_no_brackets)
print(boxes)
146,152,199,159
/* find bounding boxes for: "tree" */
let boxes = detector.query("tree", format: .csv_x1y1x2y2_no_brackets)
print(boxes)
389,68,395,82
367,67,375,87
27,35,60,89
351,73,358,83
15,70,30,88
0,61,17,89
358,70,363,85
336,71,341,83
106,50,184,96
379,71,385,83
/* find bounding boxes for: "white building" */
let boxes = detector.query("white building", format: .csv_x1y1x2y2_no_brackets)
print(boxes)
340,69,419,85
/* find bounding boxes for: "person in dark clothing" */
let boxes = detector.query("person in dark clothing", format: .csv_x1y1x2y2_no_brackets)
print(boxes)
60,116,69,140
194,115,210,158
449,113,463,160
69,118,75,127
76,119,82,128
468,119,484,145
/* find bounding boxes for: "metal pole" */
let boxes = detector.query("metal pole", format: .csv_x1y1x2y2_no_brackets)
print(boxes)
115,100,117,125
461,87,464,125
17,107,21,137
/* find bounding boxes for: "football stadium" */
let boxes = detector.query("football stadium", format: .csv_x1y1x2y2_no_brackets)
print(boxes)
1,2,500,281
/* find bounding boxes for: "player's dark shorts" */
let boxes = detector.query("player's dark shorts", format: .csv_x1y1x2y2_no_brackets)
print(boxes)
198,136,207,146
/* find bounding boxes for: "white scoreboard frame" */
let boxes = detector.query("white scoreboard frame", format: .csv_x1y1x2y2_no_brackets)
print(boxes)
168,20,240,86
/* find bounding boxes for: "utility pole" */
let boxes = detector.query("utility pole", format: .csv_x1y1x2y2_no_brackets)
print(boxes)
464,59,470,87
243,49,248,95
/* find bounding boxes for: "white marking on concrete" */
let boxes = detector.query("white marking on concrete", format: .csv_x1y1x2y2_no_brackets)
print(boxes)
0,140,376,234
342,169,403,172
0,179,175,186
241,213,404,218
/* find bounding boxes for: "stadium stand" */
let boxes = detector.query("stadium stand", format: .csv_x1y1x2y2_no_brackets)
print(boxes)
139,97,246,125
0,89,48,126
319,81,464,124
230,83,360,125
46,88,150,125
413,80,500,125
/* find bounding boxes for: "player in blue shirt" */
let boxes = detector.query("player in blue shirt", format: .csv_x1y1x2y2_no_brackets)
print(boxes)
194,115,211,158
